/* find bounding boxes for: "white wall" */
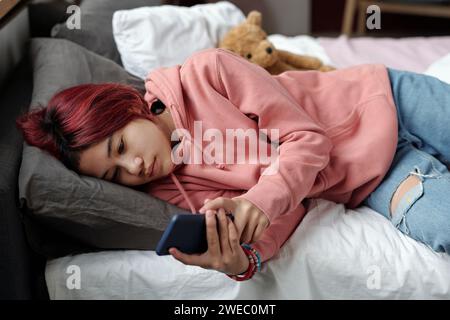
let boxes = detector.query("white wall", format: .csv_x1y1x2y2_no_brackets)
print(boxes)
228,0,311,36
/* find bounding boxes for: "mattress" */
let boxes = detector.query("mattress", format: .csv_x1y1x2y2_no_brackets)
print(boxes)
45,35,450,300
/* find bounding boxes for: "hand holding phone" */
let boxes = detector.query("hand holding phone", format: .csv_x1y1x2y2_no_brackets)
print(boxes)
163,210,249,276
156,213,234,256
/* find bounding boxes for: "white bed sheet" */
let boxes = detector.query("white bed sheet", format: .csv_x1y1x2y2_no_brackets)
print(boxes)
46,199,450,299
45,35,450,300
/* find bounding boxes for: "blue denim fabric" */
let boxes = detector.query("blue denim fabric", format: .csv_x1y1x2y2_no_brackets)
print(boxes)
362,68,450,254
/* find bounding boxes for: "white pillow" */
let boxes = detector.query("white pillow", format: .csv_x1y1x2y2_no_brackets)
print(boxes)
424,52,450,84
112,1,245,79
268,34,334,67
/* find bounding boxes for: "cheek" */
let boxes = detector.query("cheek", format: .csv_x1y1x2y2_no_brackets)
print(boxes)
152,129,172,154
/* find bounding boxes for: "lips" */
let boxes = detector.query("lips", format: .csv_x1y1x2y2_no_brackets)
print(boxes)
146,157,156,178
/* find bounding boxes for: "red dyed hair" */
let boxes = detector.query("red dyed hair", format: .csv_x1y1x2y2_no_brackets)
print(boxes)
16,83,152,171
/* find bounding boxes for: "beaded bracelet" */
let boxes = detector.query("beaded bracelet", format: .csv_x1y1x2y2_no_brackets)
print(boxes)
227,246,256,281
226,244,261,281
242,243,261,272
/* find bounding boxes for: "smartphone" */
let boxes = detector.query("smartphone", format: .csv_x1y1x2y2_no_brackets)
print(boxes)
156,213,234,256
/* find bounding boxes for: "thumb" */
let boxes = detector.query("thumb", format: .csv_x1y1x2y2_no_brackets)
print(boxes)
169,248,195,266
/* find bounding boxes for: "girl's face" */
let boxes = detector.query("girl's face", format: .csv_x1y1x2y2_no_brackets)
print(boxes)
79,118,174,186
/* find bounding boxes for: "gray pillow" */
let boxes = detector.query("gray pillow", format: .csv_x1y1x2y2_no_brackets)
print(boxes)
51,0,162,65
19,38,190,257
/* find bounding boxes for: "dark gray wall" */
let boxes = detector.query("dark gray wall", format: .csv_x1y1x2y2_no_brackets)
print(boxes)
0,6,29,88
223,0,310,36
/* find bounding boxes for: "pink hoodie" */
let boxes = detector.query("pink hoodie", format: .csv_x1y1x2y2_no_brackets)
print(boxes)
143,48,398,262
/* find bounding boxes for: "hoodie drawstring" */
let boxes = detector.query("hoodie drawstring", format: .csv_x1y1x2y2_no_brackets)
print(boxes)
169,134,227,215
170,172,197,214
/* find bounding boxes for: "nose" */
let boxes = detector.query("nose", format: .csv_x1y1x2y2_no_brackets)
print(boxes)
121,156,144,176
266,47,272,54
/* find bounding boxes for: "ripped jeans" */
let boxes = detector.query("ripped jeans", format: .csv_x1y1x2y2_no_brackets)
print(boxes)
363,68,450,254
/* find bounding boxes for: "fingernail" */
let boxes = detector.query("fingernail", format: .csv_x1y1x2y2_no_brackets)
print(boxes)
199,208,205,213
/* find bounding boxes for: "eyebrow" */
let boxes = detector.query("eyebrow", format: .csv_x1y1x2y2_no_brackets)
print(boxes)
100,134,113,180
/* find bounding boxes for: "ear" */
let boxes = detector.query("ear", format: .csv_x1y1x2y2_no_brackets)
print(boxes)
246,11,262,27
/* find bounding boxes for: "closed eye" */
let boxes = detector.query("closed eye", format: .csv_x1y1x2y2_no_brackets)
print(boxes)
111,137,125,182
118,137,125,154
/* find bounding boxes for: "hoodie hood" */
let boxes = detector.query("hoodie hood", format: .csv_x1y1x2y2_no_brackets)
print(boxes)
145,67,199,214
145,66,190,134
144,64,263,214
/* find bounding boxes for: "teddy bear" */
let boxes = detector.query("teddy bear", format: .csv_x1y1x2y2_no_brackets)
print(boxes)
219,10,335,75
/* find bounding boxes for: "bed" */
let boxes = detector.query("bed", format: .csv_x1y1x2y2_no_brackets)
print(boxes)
8,0,450,300
46,198,450,299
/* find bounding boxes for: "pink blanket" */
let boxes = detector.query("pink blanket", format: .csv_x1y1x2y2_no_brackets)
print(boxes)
318,35,450,72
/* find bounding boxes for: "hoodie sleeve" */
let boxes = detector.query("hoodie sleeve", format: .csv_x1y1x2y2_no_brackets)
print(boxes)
211,49,332,223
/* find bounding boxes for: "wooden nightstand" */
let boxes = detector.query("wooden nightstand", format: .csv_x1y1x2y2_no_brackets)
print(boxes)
342,0,450,36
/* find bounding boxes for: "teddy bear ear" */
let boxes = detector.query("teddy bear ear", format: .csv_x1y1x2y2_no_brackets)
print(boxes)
246,10,262,26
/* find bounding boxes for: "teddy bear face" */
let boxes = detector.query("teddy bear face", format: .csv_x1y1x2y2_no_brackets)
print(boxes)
219,14,278,68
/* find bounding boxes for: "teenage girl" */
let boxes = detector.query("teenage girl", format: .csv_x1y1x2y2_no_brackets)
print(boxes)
17,49,450,281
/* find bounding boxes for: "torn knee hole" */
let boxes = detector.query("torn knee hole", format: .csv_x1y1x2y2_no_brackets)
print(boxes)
390,175,422,217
